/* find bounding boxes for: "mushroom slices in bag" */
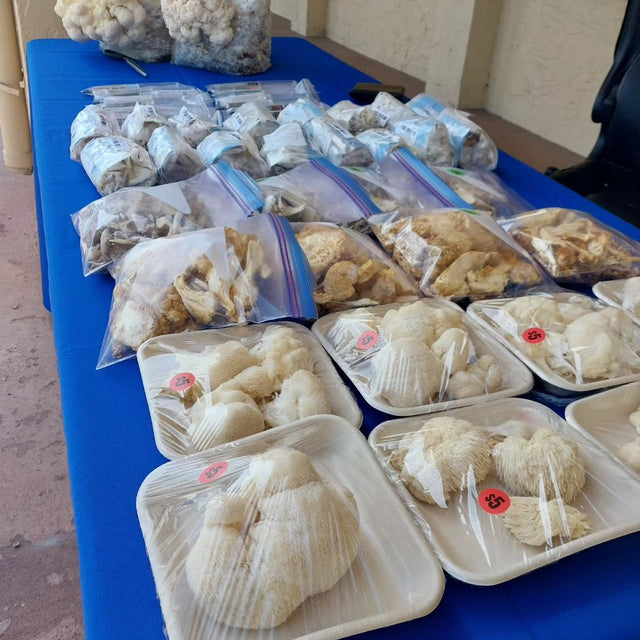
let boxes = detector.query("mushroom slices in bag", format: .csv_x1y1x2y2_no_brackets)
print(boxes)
147,125,207,184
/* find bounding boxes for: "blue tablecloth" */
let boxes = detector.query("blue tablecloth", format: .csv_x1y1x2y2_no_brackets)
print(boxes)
27,38,640,640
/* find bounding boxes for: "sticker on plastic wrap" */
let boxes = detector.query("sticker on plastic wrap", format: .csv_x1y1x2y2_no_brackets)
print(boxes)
169,372,196,393
522,328,547,344
199,461,229,484
478,488,511,515
356,330,379,351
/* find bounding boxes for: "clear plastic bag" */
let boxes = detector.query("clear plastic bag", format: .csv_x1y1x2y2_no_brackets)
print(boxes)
369,398,640,585
69,104,119,161
502,208,640,283
168,107,221,147
354,129,402,163
259,122,316,174
431,166,532,218
136,417,444,638
80,135,157,195
391,117,455,166
326,100,388,134
136,322,362,458
208,79,319,113
147,125,206,184
593,276,640,325
223,101,279,146
276,97,327,126
303,118,374,168
120,103,168,147
258,158,381,228
72,163,262,276
369,208,545,300
197,130,269,180
293,222,420,314
370,91,414,124
467,291,640,391
312,299,532,415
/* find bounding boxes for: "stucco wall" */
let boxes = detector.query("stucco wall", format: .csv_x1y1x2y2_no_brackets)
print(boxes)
485,0,626,156
13,0,66,46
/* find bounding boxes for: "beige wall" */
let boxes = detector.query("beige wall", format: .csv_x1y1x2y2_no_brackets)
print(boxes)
485,0,626,156
13,0,66,44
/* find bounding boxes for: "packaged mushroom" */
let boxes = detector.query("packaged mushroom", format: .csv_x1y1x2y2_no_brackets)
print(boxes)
355,129,403,163
593,276,640,325
503,208,640,283
120,103,168,147
369,398,640,585
259,122,316,174
167,107,220,147
369,208,544,300
80,135,157,195
72,163,263,276
391,117,455,166
303,118,374,167
312,299,533,415
147,125,206,184
137,419,444,640
276,97,327,125
467,292,640,392
137,323,362,458
97,215,317,368
197,129,269,179
293,223,420,313
69,104,120,161
222,101,279,146
326,100,389,134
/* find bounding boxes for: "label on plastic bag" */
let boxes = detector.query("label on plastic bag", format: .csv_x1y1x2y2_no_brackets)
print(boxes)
169,372,196,392
522,328,547,344
478,488,510,514
356,330,379,350
199,461,229,484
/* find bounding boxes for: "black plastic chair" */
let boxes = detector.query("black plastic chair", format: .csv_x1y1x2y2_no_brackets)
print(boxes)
548,0,640,225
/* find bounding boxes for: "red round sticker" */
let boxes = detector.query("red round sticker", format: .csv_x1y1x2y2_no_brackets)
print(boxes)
522,327,546,344
356,330,379,350
478,488,511,514
169,372,196,392
199,461,229,484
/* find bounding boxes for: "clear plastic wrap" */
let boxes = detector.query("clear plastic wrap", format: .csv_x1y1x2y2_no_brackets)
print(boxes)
369,208,545,300
292,223,420,314
431,166,532,218
97,215,317,367
168,107,221,147
326,100,388,134
72,163,262,276
147,125,206,183
258,158,381,228
593,276,640,325
80,135,157,195
137,322,362,458
369,91,414,124
503,208,640,283
391,117,455,166
223,102,279,146
83,82,188,99
259,122,316,174
407,94,498,170
354,129,402,163
163,0,271,75
566,382,640,475
467,291,640,392
136,417,445,638
369,398,640,585
303,118,374,168
120,103,168,147
69,104,120,161
197,131,269,180
276,97,327,126
312,299,533,416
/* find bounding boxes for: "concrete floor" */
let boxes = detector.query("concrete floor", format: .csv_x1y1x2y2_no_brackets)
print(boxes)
0,16,585,640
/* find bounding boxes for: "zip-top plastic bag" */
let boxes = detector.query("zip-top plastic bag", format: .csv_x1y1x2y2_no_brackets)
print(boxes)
369,91,414,124
97,215,317,368
80,135,157,195
168,107,220,147
391,117,455,166
70,104,120,161
259,122,317,174
431,166,532,218
276,97,327,126
136,323,362,458
197,130,269,179
147,125,206,184
502,208,640,283
369,398,640,585
120,103,168,147
369,208,546,300
136,418,444,639
312,299,532,415
355,129,403,163
72,163,262,276
303,118,374,167
408,94,498,170
259,157,381,229
222,101,279,146
292,222,420,314
467,291,640,392
326,100,389,134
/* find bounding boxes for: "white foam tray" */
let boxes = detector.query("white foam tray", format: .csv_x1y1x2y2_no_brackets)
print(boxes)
467,292,640,393
566,381,640,476
368,398,640,585
137,415,445,640
312,298,533,417
593,279,640,325
137,322,362,459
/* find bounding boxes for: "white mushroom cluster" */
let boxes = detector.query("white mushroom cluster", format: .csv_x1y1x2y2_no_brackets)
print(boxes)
617,406,640,473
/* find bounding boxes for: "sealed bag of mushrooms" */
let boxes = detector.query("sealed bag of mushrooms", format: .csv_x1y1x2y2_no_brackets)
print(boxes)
369,398,640,585
136,417,445,640
96,215,317,368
